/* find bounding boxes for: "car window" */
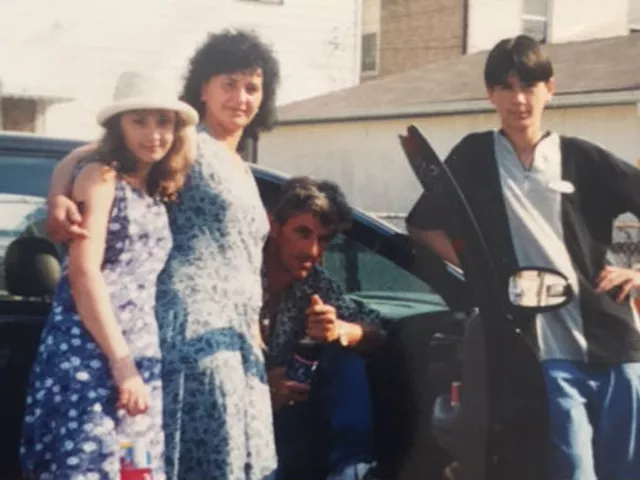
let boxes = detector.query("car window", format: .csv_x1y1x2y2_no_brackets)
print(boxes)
324,233,430,293
0,154,57,301
323,233,449,318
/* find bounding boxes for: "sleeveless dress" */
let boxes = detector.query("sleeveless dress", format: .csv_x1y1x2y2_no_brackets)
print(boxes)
20,175,172,480
156,125,277,480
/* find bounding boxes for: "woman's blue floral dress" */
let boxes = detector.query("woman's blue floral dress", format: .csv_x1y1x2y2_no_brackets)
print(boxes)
20,176,172,479
156,125,276,480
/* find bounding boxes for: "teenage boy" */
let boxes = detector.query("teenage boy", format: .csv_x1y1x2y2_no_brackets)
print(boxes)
407,35,640,480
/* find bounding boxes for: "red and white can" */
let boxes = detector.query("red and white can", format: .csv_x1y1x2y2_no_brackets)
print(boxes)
450,381,462,407
120,440,153,480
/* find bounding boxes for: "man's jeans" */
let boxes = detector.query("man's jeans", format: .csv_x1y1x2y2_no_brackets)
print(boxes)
542,360,640,480
274,345,375,480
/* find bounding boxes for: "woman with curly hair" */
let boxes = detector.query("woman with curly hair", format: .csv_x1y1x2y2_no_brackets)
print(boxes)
157,29,280,480
45,30,281,479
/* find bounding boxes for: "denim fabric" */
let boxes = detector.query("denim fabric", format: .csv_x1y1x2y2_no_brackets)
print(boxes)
274,345,375,480
542,360,640,480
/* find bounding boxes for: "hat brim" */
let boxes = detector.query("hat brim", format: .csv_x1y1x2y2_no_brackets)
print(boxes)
96,98,199,127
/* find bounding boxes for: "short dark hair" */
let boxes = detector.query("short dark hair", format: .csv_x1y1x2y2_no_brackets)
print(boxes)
484,35,553,89
181,29,281,134
272,177,352,234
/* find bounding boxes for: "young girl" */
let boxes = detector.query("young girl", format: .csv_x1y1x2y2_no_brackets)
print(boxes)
46,31,282,480
20,71,197,479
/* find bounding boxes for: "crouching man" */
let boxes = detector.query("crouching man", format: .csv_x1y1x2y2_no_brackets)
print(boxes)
262,177,386,480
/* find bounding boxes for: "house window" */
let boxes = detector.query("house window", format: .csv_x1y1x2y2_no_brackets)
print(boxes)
361,32,379,74
522,0,548,43
1,98,37,133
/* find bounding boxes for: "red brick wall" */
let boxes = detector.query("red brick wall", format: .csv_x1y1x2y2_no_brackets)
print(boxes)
378,0,465,77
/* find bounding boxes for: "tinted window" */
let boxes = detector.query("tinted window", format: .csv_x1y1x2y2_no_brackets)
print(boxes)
324,233,436,294
0,154,57,300
323,232,449,318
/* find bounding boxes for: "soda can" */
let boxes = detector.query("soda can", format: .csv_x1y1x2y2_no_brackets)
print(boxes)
120,439,153,480
285,353,319,386
119,440,135,468
450,381,462,407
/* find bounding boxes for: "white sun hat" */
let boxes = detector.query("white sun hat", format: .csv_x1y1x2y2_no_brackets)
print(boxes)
96,71,199,127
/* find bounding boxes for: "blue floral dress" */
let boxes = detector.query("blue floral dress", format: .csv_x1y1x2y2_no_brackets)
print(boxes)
156,125,276,480
20,177,172,480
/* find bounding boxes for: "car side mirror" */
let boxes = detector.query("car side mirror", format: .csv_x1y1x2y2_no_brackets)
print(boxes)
508,267,573,311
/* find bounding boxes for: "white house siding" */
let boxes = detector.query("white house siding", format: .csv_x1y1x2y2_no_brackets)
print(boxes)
550,0,629,43
467,0,631,53
260,104,640,221
630,0,640,27
467,0,523,54
0,0,360,139
362,0,381,35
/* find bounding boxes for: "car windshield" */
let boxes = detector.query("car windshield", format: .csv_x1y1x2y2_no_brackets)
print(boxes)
0,154,57,300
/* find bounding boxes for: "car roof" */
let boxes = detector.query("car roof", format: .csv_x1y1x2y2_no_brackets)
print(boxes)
0,132,400,236
0,131,84,154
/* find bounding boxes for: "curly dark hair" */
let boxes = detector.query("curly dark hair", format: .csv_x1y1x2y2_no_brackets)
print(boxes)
181,29,281,135
271,177,353,236
98,114,192,202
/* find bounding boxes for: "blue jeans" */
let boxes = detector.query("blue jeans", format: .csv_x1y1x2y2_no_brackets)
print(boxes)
542,360,640,480
274,346,375,480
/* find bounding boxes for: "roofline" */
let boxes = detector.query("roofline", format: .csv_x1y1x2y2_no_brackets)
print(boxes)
1,93,73,103
276,88,640,126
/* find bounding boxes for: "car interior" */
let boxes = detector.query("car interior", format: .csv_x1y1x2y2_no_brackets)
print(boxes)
0,236,63,478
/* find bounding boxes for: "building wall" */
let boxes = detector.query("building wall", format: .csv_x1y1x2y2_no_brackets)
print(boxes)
631,0,640,28
549,0,630,43
467,0,631,53
466,0,522,53
371,0,633,78
378,0,464,77
260,104,640,219
360,0,381,79
0,0,360,139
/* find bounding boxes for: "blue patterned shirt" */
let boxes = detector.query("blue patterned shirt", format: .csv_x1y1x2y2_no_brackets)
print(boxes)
261,264,382,368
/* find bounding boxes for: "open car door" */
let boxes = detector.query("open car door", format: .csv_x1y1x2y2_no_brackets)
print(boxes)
399,124,555,480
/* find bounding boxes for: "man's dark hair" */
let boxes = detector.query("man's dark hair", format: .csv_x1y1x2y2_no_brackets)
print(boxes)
181,29,281,135
272,177,352,234
484,35,554,89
